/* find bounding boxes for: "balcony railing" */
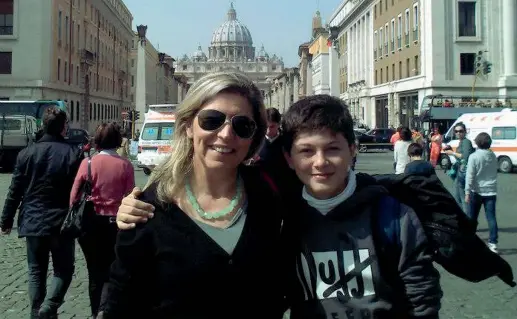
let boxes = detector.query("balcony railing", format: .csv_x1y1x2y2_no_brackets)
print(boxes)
397,36,402,49
413,27,419,41
405,33,410,46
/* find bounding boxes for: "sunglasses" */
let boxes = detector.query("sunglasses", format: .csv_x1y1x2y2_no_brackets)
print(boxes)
455,130,465,133
197,109,257,139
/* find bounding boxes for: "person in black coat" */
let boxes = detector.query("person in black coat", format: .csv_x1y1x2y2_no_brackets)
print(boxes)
0,107,83,319
256,108,301,197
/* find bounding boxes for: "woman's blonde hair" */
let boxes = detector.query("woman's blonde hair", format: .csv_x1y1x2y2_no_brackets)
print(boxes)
146,71,267,203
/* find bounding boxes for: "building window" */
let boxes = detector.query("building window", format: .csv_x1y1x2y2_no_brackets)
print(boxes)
0,0,13,35
380,68,383,84
65,15,69,47
460,53,476,75
375,70,378,85
58,10,62,43
384,23,388,56
413,3,419,41
414,55,419,75
0,52,12,74
399,61,402,79
386,66,388,82
405,9,410,46
131,75,134,86
379,27,383,56
458,1,476,37
406,58,410,77
392,63,395,81
70,63,73,83
76,65,79,85
64,62,68,82
380,0,383,14
397,14,402,49
374,5,377,19
374,31,378,59
57,58,61,80
390,19,395,52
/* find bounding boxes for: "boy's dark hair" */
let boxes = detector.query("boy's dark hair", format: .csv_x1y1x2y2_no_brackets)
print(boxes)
454,122,467,132
474,132,492,149
43,107,68,136
94,122,123,150
408,142,424,157
266,107,281,124
400,127,412,141
281,95,355,153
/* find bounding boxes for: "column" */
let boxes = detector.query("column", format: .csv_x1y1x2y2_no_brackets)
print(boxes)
503,0,517,76
135,38,147,131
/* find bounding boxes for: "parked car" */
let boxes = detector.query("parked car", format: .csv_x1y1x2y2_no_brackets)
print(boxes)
355,128,395,152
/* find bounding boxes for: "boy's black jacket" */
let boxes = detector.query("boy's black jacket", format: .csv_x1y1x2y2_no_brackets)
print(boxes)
373,173,515,287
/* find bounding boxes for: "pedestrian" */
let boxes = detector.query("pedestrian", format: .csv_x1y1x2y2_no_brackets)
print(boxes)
70,122,135,318
102,71,286,318
445,122,475,212
116,129,130,158
115,95,443,318
0,107,83,319
465,132,499,253
393,127,412,174
254,107,299,195
429,127,443,167
404,142,436,176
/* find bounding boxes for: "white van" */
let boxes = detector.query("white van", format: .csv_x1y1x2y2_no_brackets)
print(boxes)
442,108,517,173
136,104,177,175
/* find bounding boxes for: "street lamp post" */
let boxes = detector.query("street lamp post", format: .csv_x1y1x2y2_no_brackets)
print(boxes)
134,24,148,139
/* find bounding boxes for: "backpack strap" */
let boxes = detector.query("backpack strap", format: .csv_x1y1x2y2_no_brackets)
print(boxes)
377,195,402,248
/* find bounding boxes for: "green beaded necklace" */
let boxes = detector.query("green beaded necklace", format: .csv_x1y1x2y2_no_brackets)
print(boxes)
185,176,243,220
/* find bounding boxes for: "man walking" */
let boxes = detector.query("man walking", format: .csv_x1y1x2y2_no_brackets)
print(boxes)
0,107,83,318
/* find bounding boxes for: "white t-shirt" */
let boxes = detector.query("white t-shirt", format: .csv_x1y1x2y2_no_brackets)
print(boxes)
394,140,412,174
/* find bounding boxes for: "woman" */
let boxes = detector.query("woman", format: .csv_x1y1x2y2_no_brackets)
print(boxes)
393,127,413,174
70,122,135,318
102,71,285,318
429,127,442,167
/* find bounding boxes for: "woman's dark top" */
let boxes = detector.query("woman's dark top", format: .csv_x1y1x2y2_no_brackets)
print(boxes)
103,166,285,319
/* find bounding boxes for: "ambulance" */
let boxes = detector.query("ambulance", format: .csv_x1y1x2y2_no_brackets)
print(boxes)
442,108,517,173
136,104,177,175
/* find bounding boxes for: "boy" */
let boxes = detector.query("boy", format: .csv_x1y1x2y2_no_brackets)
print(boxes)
405,142,436,176
280,95,441,318
116,96,442,318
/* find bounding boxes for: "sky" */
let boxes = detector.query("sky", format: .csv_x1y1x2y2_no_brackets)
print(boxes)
123,0,343,67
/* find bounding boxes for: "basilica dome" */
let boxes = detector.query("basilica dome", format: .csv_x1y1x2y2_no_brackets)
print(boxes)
209,3,255,61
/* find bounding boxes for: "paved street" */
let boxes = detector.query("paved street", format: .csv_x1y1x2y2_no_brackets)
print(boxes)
0,152,516,318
